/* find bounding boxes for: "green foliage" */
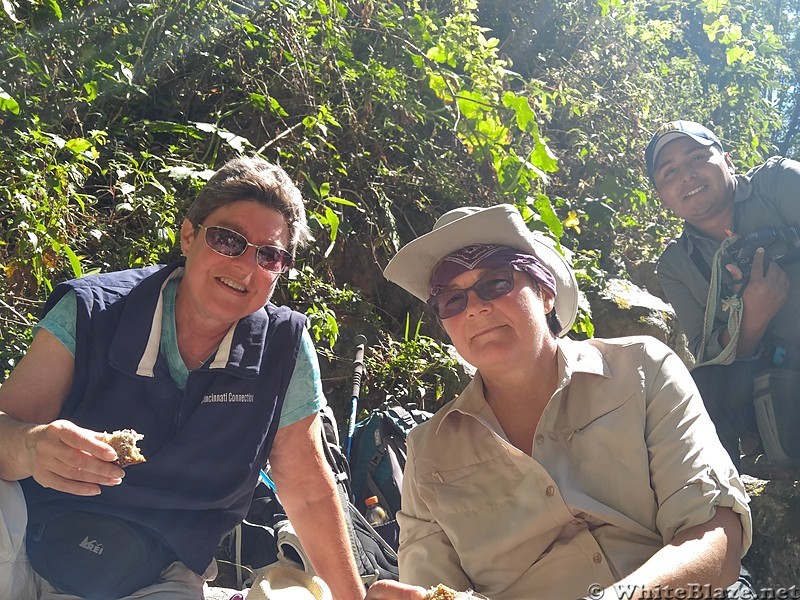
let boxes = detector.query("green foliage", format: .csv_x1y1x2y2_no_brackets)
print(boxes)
1,0,797,405
363,316,464,412
283,265,367,351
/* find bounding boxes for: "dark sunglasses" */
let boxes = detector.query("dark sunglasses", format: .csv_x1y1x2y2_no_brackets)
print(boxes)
428,267,516,319
197,224,293,274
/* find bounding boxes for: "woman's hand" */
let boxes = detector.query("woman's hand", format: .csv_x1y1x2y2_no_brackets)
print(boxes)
27,419,124,496
365,580,428,600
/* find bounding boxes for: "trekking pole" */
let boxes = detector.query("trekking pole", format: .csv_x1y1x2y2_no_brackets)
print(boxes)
346,334,367,459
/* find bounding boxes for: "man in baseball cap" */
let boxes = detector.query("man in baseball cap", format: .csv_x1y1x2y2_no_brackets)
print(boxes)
648,119,800,473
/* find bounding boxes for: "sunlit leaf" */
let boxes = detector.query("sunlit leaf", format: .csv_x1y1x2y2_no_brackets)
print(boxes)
532,194,563,238
65,138,93,154
0,89,19,115
46,0,62,19
269,97,289,117
83,81,98,102
215,129,253,153
2,0,19,23
326,196,358,208
323,206,339,258
456,90,487,120
62,245,83,278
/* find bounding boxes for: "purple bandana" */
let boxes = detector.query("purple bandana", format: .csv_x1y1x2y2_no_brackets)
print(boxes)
428,244,557,299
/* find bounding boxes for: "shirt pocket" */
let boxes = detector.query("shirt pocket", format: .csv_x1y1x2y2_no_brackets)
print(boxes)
420,451,523,516
565,393,651,506
566,391,639,436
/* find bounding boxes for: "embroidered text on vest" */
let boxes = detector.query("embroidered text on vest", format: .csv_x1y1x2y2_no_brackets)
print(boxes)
201,392,255,404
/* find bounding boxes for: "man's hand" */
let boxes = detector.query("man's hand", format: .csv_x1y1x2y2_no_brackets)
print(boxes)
727,248,790,315
27,419,124,496
724,247,789,357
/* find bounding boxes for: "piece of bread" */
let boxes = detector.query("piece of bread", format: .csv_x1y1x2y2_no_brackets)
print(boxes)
102,429,146,467
425,585,460,600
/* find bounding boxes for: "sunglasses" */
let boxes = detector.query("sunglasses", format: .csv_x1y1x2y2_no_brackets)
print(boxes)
197,224,293,274
428,267,516,319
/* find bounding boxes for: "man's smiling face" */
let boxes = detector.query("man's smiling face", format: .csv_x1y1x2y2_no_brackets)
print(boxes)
652,137,736,228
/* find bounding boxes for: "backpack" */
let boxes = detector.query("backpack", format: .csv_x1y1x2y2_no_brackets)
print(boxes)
216,406,398,589
318,406,399,584
348,400,433,545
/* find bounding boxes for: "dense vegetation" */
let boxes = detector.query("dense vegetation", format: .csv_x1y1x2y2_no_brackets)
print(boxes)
1,0,797,416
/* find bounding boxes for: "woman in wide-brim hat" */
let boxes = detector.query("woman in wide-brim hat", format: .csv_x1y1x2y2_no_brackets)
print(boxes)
367,204,750,600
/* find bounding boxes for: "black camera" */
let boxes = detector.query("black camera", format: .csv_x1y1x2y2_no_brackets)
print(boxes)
726,226,800,275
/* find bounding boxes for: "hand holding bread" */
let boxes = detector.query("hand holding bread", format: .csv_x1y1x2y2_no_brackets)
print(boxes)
363,581,488,600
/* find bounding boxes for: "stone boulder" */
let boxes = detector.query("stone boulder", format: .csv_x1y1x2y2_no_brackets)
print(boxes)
744,475,800,589
584,277,693,366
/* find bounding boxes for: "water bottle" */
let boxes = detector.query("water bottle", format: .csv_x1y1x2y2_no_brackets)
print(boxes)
364,496,389,527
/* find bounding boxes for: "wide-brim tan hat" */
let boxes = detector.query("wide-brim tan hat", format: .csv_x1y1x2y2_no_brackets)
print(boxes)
383,204,578,336
247,564,332,600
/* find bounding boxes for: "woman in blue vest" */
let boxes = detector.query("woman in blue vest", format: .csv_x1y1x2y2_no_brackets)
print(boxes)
0,157,364,599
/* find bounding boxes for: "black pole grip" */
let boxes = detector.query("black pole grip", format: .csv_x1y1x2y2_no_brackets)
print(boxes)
351,334,367,399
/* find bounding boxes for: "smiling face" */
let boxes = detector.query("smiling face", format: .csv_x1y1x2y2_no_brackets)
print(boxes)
440,267,557,373
652,137,736,233
179,200,289,327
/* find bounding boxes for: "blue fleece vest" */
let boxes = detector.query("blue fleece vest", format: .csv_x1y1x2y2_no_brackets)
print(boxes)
21,262,305,574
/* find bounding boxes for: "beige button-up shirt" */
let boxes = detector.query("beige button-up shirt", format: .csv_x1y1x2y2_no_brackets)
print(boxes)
398,336,751,600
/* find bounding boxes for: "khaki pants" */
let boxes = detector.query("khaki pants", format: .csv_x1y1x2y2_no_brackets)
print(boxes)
0,480,213,600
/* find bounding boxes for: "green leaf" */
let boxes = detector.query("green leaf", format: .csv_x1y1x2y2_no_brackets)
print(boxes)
703,0,729,15
147,121,204,139
269,97,289,117
503,92,536,134
726,46,754,65
62,245,83,278
65,138,93,154
322,206,339,258
326,196,358,208
530,138,559,173
532,194,564,238
248,93,267,111
426,46,448,64
456,90,488,120
83,81,98,102
46,0,62,19
0,89,20,115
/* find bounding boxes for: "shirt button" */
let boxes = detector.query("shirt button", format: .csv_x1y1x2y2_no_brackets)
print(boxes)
593,552,602,563
545,485,555,496
536,434,545,444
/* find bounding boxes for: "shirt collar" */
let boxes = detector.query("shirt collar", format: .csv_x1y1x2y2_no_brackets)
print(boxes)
436,338,612,433
110,262,271,378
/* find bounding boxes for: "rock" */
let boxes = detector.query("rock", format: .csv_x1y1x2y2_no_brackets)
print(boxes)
743,474,800,588
585,277,693,365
